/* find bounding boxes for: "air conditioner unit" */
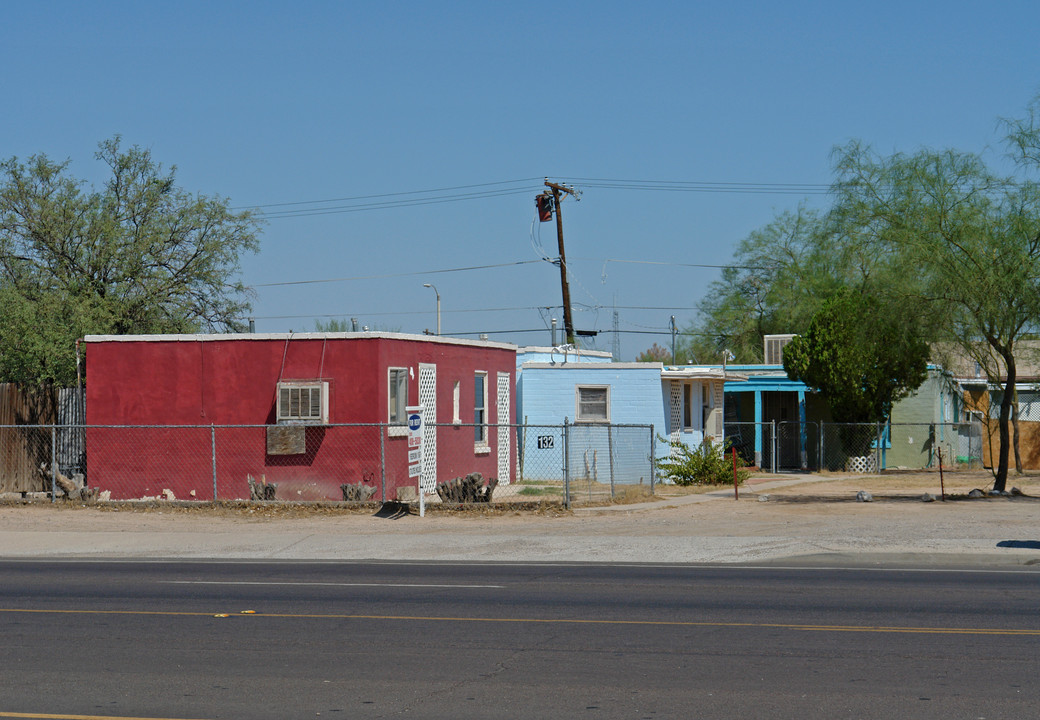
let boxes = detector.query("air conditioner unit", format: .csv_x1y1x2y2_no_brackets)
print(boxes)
764,334,795,365
276,381,329,425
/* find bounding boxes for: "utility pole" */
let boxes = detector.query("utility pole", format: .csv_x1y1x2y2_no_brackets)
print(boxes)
670,316,677,364
541,179,580,345
612,309,620,362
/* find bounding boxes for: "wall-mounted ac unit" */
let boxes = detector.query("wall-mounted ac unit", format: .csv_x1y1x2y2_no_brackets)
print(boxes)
276,381,329,425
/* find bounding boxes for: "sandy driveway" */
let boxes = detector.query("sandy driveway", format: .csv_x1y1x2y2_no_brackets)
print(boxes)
1,470,1038,565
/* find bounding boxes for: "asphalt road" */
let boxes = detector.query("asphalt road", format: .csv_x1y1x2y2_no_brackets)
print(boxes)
1,560,1039,720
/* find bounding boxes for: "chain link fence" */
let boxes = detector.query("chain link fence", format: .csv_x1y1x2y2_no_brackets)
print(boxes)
725,422,776,471
563,423,657,506
776,421,820,471
819,423,883,472
0,425,57,494
725,421,983,473
882,422,983,471
6,420,983,503
1,422,655,509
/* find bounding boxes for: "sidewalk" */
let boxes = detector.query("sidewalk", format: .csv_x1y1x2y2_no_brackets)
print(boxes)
2,472,1038,567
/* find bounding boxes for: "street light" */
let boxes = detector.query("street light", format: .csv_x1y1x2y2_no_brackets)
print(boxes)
423,283,440,336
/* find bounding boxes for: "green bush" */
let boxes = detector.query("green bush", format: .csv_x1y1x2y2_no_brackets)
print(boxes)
657,436,749,487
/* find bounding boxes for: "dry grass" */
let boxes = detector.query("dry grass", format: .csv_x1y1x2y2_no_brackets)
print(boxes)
764,469,1040,498
7,468,1039,516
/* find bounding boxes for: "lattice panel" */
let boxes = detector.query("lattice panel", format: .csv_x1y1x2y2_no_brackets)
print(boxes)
496,372,511,484
708,380,724,441
1018,392,1040,422
669,381,682,443
419,363,437,491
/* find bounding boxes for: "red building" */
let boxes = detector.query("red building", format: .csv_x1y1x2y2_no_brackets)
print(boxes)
84,333,516,501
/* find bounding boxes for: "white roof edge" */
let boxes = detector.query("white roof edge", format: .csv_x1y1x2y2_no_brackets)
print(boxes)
82,332,517,351
516,345,614,357
661,368,748,382
522,362,663,370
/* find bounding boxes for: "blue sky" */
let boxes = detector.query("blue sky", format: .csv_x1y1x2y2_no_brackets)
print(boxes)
3,1,1039,359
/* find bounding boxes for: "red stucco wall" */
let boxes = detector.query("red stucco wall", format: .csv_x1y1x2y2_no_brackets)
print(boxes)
84,334,515,500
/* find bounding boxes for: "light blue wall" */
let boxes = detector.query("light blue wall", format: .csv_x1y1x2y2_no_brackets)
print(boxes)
519,364,666,427
515,345,611,418
517,363,665,483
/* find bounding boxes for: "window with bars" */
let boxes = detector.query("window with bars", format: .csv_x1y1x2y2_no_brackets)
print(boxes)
576,385,610,422
388,368,408,424
474,371,488,445
276,381,329,424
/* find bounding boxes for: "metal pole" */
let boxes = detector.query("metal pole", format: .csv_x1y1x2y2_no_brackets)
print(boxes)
649,425,656,495
771,420,777,474
876,422,882,473
211,425,217,500
938,447,946,500
50,425,57,503
380,423,386,503
520,417,527,483
608,423,615,499
423,283,441,336
820,423,825,472
721,351,727,442
670,316,676,363
563,418,570,510
733,447,739,500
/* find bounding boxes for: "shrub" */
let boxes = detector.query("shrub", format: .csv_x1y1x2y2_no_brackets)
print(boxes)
657,437,749,487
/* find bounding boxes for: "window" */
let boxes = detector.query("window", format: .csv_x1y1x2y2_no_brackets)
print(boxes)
474,372,488,445
277,381,328,425
388,368,408,424
452,380,461,424
682,383,694,430
576,385,609,422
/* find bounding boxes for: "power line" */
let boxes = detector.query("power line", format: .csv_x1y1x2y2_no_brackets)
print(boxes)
250,256,767,290
250,306,554,321
575,257,772,270
251,260,544,288
449,328,713,337
236,178,543,210
233,176,831,220
247,303,699,321
555,176,831,195
238,181,544,220
257,186,540,220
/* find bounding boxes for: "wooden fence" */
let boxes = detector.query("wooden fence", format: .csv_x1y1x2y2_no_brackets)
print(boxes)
0,384,85,494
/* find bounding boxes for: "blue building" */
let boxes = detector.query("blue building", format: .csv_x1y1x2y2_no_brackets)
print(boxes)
724,333,970,471
516,351,743,482
723,364,821,470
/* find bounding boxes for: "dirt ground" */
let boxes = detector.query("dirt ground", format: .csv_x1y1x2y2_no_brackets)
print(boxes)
1,468,1037,566
666,468,1040,500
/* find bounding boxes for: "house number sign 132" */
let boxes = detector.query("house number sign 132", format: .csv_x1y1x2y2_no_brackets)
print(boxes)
537,435,554,449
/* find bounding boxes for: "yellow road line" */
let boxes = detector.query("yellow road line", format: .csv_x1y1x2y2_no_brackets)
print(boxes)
0,607,1036,636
